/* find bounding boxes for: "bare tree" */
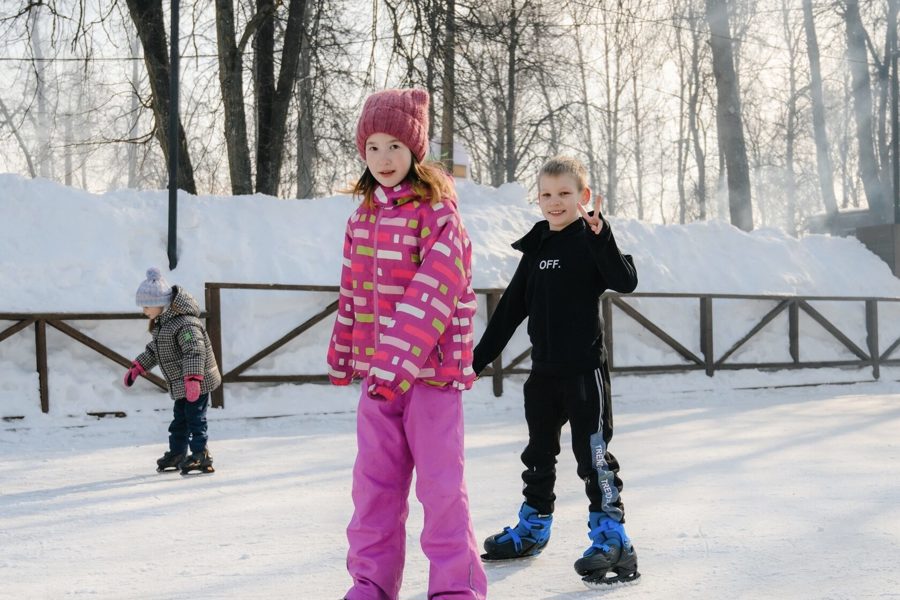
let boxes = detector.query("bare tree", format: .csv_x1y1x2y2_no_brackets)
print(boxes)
214,0,253,195
295,1,317,198
125,0,197,194
842,0,887,219
28,7,53,179
672,0,710,223
440,0,456,169
596,4,631,215
455,0,564,186
573,21,600,195
253,0,308,196
802,0,838,223
293,0,360,198
0,96,36,177
779,0,801,234
705,0,753,231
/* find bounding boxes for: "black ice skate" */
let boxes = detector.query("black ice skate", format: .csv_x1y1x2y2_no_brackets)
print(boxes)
180,448,214,475
573,514,640,589
481,503,552,561
156,450,186,472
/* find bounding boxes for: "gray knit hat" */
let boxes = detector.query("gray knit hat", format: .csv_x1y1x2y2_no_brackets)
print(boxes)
135,267,173,307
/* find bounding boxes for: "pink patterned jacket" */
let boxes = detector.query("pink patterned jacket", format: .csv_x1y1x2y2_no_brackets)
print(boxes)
326,181,477,400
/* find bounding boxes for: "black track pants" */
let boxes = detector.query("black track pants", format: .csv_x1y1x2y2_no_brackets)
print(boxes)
519,363,625,521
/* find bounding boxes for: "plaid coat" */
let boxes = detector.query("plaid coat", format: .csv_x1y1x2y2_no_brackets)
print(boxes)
135,286,221,401
326,181,477,398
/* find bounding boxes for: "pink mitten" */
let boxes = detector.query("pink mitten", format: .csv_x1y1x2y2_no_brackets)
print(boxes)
123,361,145,387
184,375,203,402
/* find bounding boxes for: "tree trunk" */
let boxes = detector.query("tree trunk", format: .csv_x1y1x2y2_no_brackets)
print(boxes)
253,1,275,193
504,1,518,183
878,19,891,176
575,24,600,194
254,0,307,196
29,8,52,179
781,0,798,235
632,72,645,221
128,31,142,188
0,97,36,177
125,0,197,194
63,87,73,187
889,0,900,223
843,0,887,219
603,28,620,214
705,0,753,231
425,1,439,141
675,15,688,223
801,0,838,221
215,0,253,195
688,8,707,221
441,0,456,171
295,3,316,198
494,96,505,186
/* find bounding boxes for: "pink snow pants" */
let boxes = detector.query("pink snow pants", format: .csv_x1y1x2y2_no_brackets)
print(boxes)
344,382,487,600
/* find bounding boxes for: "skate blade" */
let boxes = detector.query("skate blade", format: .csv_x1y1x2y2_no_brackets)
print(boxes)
481,551,543,563
180,466,215,476
582,570,641,591
156,466,180,473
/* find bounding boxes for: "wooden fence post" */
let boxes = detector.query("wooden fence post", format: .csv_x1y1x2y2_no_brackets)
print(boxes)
602,296,614,370
866,299,879,379
35,319,49,413
486,292,503,397
205,284,225,408
700,296,714,376
789,300,800,364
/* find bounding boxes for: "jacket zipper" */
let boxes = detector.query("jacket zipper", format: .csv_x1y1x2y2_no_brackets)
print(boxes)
372,207,382,346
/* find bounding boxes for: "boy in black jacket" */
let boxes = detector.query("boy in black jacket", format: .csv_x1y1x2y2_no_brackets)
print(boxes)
473,156,640,589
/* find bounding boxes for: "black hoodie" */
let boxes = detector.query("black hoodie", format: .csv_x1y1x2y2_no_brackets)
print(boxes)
473,214,637,376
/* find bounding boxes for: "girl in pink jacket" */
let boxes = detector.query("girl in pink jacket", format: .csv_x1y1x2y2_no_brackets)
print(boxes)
327,88,487,600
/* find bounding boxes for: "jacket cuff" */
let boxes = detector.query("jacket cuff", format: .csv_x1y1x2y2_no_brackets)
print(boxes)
365,372,400,401
329,374,353,386
367,383,397,402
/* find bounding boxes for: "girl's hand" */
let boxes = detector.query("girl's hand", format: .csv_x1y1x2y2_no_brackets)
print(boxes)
577,192,605,235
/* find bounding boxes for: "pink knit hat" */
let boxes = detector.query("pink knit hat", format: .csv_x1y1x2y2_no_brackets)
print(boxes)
356,88,430,162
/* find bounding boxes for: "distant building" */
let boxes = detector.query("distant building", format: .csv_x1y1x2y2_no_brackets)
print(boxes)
429,139,470,179
805,208,883,237
807,208,900,278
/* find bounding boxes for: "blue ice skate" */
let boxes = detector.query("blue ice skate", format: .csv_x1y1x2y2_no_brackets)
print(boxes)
481,503,552,561
574,513,640,588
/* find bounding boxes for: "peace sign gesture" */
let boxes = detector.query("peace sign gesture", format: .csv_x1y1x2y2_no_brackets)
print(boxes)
577,190,604,235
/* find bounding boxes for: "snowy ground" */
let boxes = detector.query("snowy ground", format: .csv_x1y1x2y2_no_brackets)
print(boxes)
4,175,900,599
2,372,899,600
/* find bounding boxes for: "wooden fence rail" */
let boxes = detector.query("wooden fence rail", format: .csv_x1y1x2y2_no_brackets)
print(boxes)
0,312,169,415
3,287,899,414
203,284,900,405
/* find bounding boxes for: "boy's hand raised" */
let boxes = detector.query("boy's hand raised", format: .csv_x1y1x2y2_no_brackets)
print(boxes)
577,192,605,235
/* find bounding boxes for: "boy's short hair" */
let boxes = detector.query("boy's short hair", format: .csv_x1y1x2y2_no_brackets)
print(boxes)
539,156,589,191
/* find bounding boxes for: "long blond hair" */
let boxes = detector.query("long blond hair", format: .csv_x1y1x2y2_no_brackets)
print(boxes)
347,158,456,209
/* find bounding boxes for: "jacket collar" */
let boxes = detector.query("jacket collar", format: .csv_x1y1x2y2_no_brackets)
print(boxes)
512,216,586,253
373,181,416,208
156,285,201,324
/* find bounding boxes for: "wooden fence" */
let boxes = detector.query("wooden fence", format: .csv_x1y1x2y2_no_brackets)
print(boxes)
203,284,899,405
2,285,899,414
0,312,168,417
